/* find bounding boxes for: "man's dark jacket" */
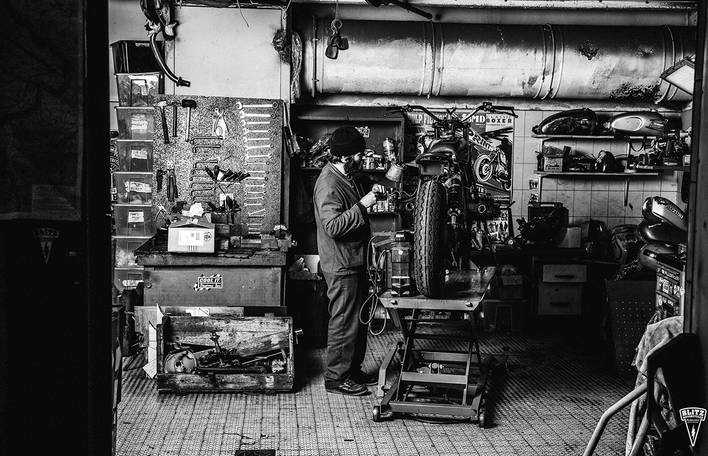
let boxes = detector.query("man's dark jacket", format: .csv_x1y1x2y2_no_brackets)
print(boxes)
313,163,371,275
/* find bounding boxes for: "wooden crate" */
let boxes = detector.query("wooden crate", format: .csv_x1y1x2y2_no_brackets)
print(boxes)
156,315,294,393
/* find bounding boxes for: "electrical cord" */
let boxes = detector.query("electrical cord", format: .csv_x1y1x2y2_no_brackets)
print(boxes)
359,237,389,336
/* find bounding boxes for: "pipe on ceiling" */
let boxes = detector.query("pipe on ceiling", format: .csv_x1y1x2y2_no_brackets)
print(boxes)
301,20,695,102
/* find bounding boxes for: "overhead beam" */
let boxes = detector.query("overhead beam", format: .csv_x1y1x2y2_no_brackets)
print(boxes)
292,0,697,11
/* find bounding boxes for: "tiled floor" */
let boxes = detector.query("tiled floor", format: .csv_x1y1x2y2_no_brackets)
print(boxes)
117,330,635,456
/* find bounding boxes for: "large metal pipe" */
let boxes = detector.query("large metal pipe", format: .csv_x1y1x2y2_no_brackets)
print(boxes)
302,20,694,101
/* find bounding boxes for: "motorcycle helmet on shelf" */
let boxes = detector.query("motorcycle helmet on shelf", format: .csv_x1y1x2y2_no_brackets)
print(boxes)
531,108,597,136
595,150,618,173
611,224,643,264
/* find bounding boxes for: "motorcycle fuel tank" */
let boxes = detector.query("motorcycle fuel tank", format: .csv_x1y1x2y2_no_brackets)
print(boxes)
638,242,678,272
608,111,669,136
532,108,597,136
641,196,687,231
637,220,687,245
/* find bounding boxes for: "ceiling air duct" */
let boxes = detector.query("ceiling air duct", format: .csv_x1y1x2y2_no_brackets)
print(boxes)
301,20,694,102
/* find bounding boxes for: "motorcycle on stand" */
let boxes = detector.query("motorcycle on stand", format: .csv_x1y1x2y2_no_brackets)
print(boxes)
390,103,517,297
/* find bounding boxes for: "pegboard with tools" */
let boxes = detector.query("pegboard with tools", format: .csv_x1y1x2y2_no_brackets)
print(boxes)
151,95,283,236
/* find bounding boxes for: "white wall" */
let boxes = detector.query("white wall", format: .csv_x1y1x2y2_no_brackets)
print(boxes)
109,1,289,129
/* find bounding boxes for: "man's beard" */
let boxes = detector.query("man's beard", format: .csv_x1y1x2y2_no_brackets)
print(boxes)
343,157,362,175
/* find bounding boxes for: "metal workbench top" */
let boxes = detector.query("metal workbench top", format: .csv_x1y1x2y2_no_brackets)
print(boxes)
379,267,496,311
134,233,287,267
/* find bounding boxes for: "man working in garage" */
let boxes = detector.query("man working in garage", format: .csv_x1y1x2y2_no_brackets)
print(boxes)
313,126,386,396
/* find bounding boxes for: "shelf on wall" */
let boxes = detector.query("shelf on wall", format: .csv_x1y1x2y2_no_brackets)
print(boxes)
300,167,389,173
534,171,659,177
636,165,690,172
531,134,658,140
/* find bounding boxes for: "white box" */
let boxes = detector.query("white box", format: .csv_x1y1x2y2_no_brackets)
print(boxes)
167,218,215,253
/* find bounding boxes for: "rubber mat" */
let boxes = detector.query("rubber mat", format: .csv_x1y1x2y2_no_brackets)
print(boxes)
117,331,635,456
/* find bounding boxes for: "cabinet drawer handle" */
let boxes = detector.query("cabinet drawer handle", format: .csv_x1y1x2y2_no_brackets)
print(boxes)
550,301,570,307
554,274,575,279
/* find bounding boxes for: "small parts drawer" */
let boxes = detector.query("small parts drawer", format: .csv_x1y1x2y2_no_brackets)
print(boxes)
116,140,153,172
113,172,153,204
538,283,582,316
113,204,155,236
542,264,587,283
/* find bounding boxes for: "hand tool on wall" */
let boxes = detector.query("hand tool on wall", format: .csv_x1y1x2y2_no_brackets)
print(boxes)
235,102,278,110
191,136,223,144
211,109,229,139
171,102,179,138
156,169,166,192
155,101,170,144
166,169,178,202
182,99,197,142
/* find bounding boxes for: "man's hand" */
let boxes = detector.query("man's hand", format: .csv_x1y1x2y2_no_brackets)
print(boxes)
372,184,386,197
359,191,378,208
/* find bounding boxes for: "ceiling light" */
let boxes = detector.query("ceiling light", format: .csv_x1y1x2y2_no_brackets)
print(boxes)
660,56,695,95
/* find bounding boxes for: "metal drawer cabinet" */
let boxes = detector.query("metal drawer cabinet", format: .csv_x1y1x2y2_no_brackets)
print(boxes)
542,264,587,283
538,283,583,316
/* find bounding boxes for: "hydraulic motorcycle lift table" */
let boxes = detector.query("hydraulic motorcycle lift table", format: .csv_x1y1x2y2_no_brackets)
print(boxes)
372,268,502,427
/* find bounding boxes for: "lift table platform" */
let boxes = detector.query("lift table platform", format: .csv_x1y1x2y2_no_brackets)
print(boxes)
373,268,501,426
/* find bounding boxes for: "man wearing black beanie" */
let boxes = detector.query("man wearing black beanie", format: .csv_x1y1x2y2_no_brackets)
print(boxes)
313,126,385,396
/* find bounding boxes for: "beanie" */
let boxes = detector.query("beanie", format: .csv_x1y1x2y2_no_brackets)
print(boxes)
329,127,366,157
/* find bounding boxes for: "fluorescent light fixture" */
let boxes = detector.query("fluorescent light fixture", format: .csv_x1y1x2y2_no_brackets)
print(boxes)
660,56,695,95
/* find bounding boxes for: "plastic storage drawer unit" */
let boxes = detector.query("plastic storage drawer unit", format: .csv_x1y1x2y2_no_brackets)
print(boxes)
115,107,155,140
114,236,152,268
114,267,144,291
115,72,163,107
116,140,153,172
114,204,155,236
113,172,153,204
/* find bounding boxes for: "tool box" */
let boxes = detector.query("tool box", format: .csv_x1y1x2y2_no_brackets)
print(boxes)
155,314,295,393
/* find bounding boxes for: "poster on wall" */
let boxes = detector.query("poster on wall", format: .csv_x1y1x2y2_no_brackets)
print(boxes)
467,111,514,202
0,0,83,221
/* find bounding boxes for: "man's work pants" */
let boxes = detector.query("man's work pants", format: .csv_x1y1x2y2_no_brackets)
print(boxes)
322,271,369,388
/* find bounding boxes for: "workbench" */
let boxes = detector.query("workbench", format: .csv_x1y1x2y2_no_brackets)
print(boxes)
373,268,501,426
135,233,287,309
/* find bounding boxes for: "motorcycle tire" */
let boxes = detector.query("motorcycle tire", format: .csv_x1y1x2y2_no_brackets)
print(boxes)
413,180,446,298
474,154,494,183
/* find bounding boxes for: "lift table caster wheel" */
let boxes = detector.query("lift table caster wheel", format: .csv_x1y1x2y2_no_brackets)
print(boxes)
372,405,393,422
372,406,382,422
478,409,487,428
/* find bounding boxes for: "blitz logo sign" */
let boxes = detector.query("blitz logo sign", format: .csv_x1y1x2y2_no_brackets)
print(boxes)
680,407,706,448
